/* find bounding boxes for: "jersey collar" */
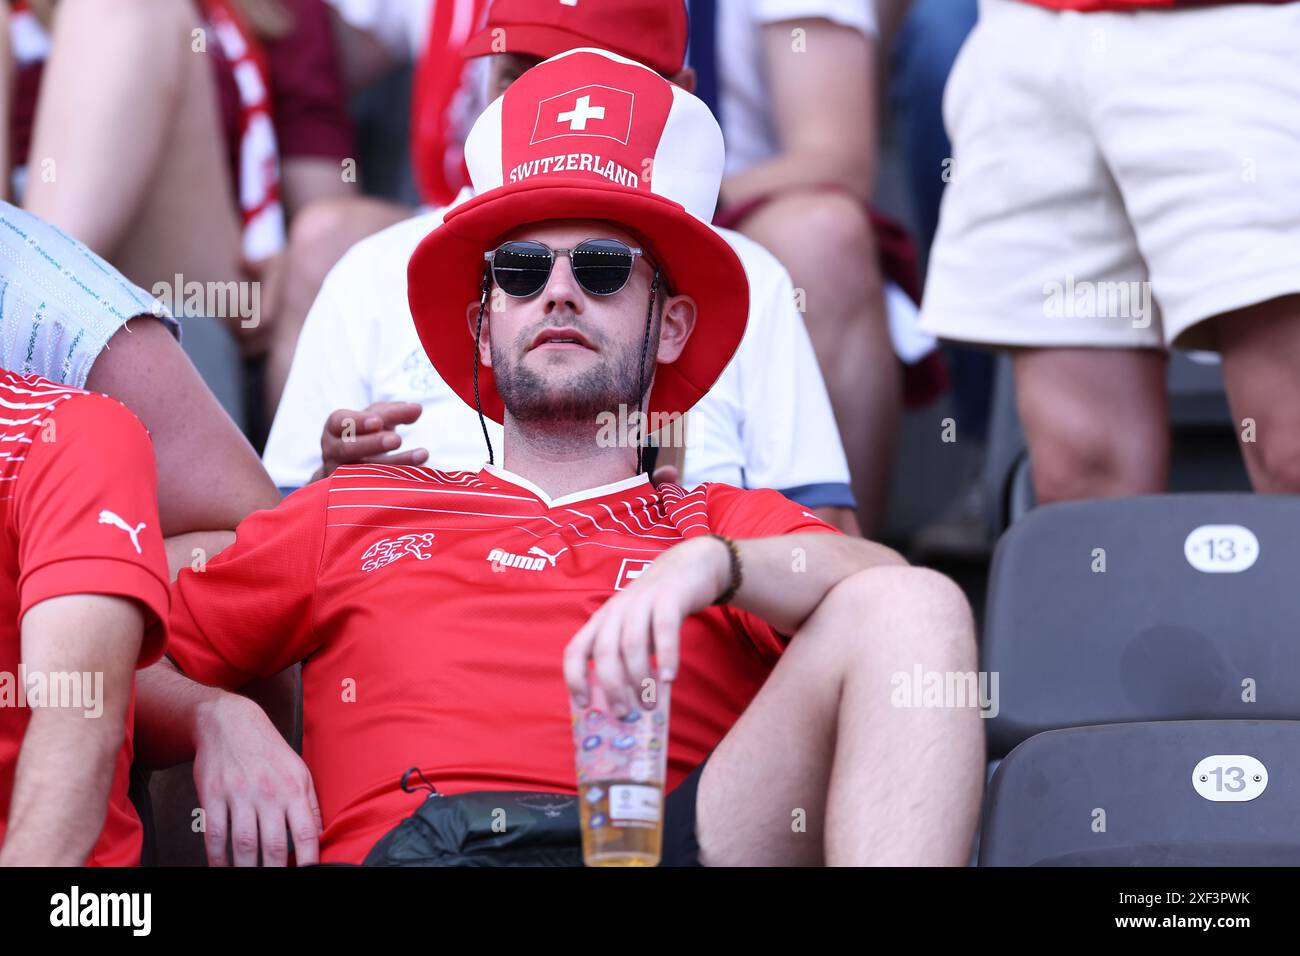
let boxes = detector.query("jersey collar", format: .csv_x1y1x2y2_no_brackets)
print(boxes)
481,463,652,509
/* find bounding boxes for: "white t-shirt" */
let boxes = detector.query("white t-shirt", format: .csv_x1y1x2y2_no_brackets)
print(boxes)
711,0,878,176
263,190,855,509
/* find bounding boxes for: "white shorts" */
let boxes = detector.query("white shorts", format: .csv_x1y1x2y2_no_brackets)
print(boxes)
919,0,1300,351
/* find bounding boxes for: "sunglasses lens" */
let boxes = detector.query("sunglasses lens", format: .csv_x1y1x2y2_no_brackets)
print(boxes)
492,241,552,297
572,239,636,296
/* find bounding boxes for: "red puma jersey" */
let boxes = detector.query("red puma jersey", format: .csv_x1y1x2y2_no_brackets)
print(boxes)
0,370,168,866
167,462,837,863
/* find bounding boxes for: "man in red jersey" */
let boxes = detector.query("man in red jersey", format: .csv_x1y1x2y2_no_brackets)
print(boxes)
0,370,169,866
141,49,983,867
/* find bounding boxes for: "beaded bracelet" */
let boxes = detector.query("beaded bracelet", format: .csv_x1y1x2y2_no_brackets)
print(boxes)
708,533,743,606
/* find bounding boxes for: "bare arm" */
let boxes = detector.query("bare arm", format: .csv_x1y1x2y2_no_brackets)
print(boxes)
564,531,905,709
132,656,232,770
156,530,301,764
165,530,237,581
727,531,905,637
0,595,143,866
86,317,280,538
133,657,319,866
721,19,878,208
23,0,184,256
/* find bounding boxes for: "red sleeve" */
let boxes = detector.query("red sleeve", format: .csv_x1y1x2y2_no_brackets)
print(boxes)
15,394,169,665
167,481,328,689
265,0,355,160
703,483,842,658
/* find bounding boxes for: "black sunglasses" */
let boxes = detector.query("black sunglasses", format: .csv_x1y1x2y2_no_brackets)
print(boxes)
484,238,646,298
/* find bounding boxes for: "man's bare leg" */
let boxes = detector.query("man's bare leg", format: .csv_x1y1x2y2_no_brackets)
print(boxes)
87,317,279,538
737,191,900,536
265,196,411,412
1214,295,1300,493
1011,347,1169,504
26,0,243,295
694,566,983,865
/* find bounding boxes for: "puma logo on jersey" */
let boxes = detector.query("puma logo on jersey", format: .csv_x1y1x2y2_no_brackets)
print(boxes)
362,533,436,572
487,545,568,572
98,510,146,554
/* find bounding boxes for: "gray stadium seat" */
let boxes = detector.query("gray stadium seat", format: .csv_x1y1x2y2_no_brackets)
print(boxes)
983,494,1300,756
980,721,1300,866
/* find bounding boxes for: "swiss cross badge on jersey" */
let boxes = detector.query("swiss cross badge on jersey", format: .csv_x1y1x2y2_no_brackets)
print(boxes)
614,558,654,591
531,85,636,146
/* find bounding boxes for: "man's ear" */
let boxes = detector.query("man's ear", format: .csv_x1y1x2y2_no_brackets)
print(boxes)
655,294,697,364
465,300,493,368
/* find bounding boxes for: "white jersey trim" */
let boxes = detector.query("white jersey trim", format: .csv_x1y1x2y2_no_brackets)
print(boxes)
483,463,651,509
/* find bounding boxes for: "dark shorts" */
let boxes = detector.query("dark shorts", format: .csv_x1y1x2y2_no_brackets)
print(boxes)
661,755,709,867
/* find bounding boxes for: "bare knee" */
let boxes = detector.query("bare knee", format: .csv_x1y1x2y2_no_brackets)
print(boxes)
794,192,874,259
750,193,878,291
815,566,976,669
1241,419,1300,492
1027,409,1165,502
286,198,364,283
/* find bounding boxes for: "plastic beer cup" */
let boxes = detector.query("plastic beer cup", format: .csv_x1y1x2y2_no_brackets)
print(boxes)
571,679,671,866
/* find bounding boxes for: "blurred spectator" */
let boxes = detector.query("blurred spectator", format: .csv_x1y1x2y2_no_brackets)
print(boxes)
264,0,863,534
7,0,356,417
323,0,480,202
919,0,1300,502
701,0,901,534
250,0,446,428
0,369,168,865
886,0,992,555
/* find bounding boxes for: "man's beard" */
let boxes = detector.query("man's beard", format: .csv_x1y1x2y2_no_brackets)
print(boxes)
492,319,656,426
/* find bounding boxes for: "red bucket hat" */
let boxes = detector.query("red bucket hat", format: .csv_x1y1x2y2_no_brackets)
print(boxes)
407,48,748,425
460,0,689,78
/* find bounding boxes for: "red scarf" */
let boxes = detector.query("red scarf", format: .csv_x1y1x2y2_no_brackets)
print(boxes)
410,0,487,206
200,0,285,261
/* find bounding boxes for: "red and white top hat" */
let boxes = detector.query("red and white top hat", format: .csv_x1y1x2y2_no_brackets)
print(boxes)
408,48,748,425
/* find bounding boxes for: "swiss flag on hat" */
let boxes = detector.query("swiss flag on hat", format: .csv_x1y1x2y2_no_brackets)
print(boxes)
468,49,723,221
531,85,636,146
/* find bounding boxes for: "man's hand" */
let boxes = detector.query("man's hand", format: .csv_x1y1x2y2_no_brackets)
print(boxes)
312,401,428,481
192,692,323,867
562,536,731,716
228,253,286,356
